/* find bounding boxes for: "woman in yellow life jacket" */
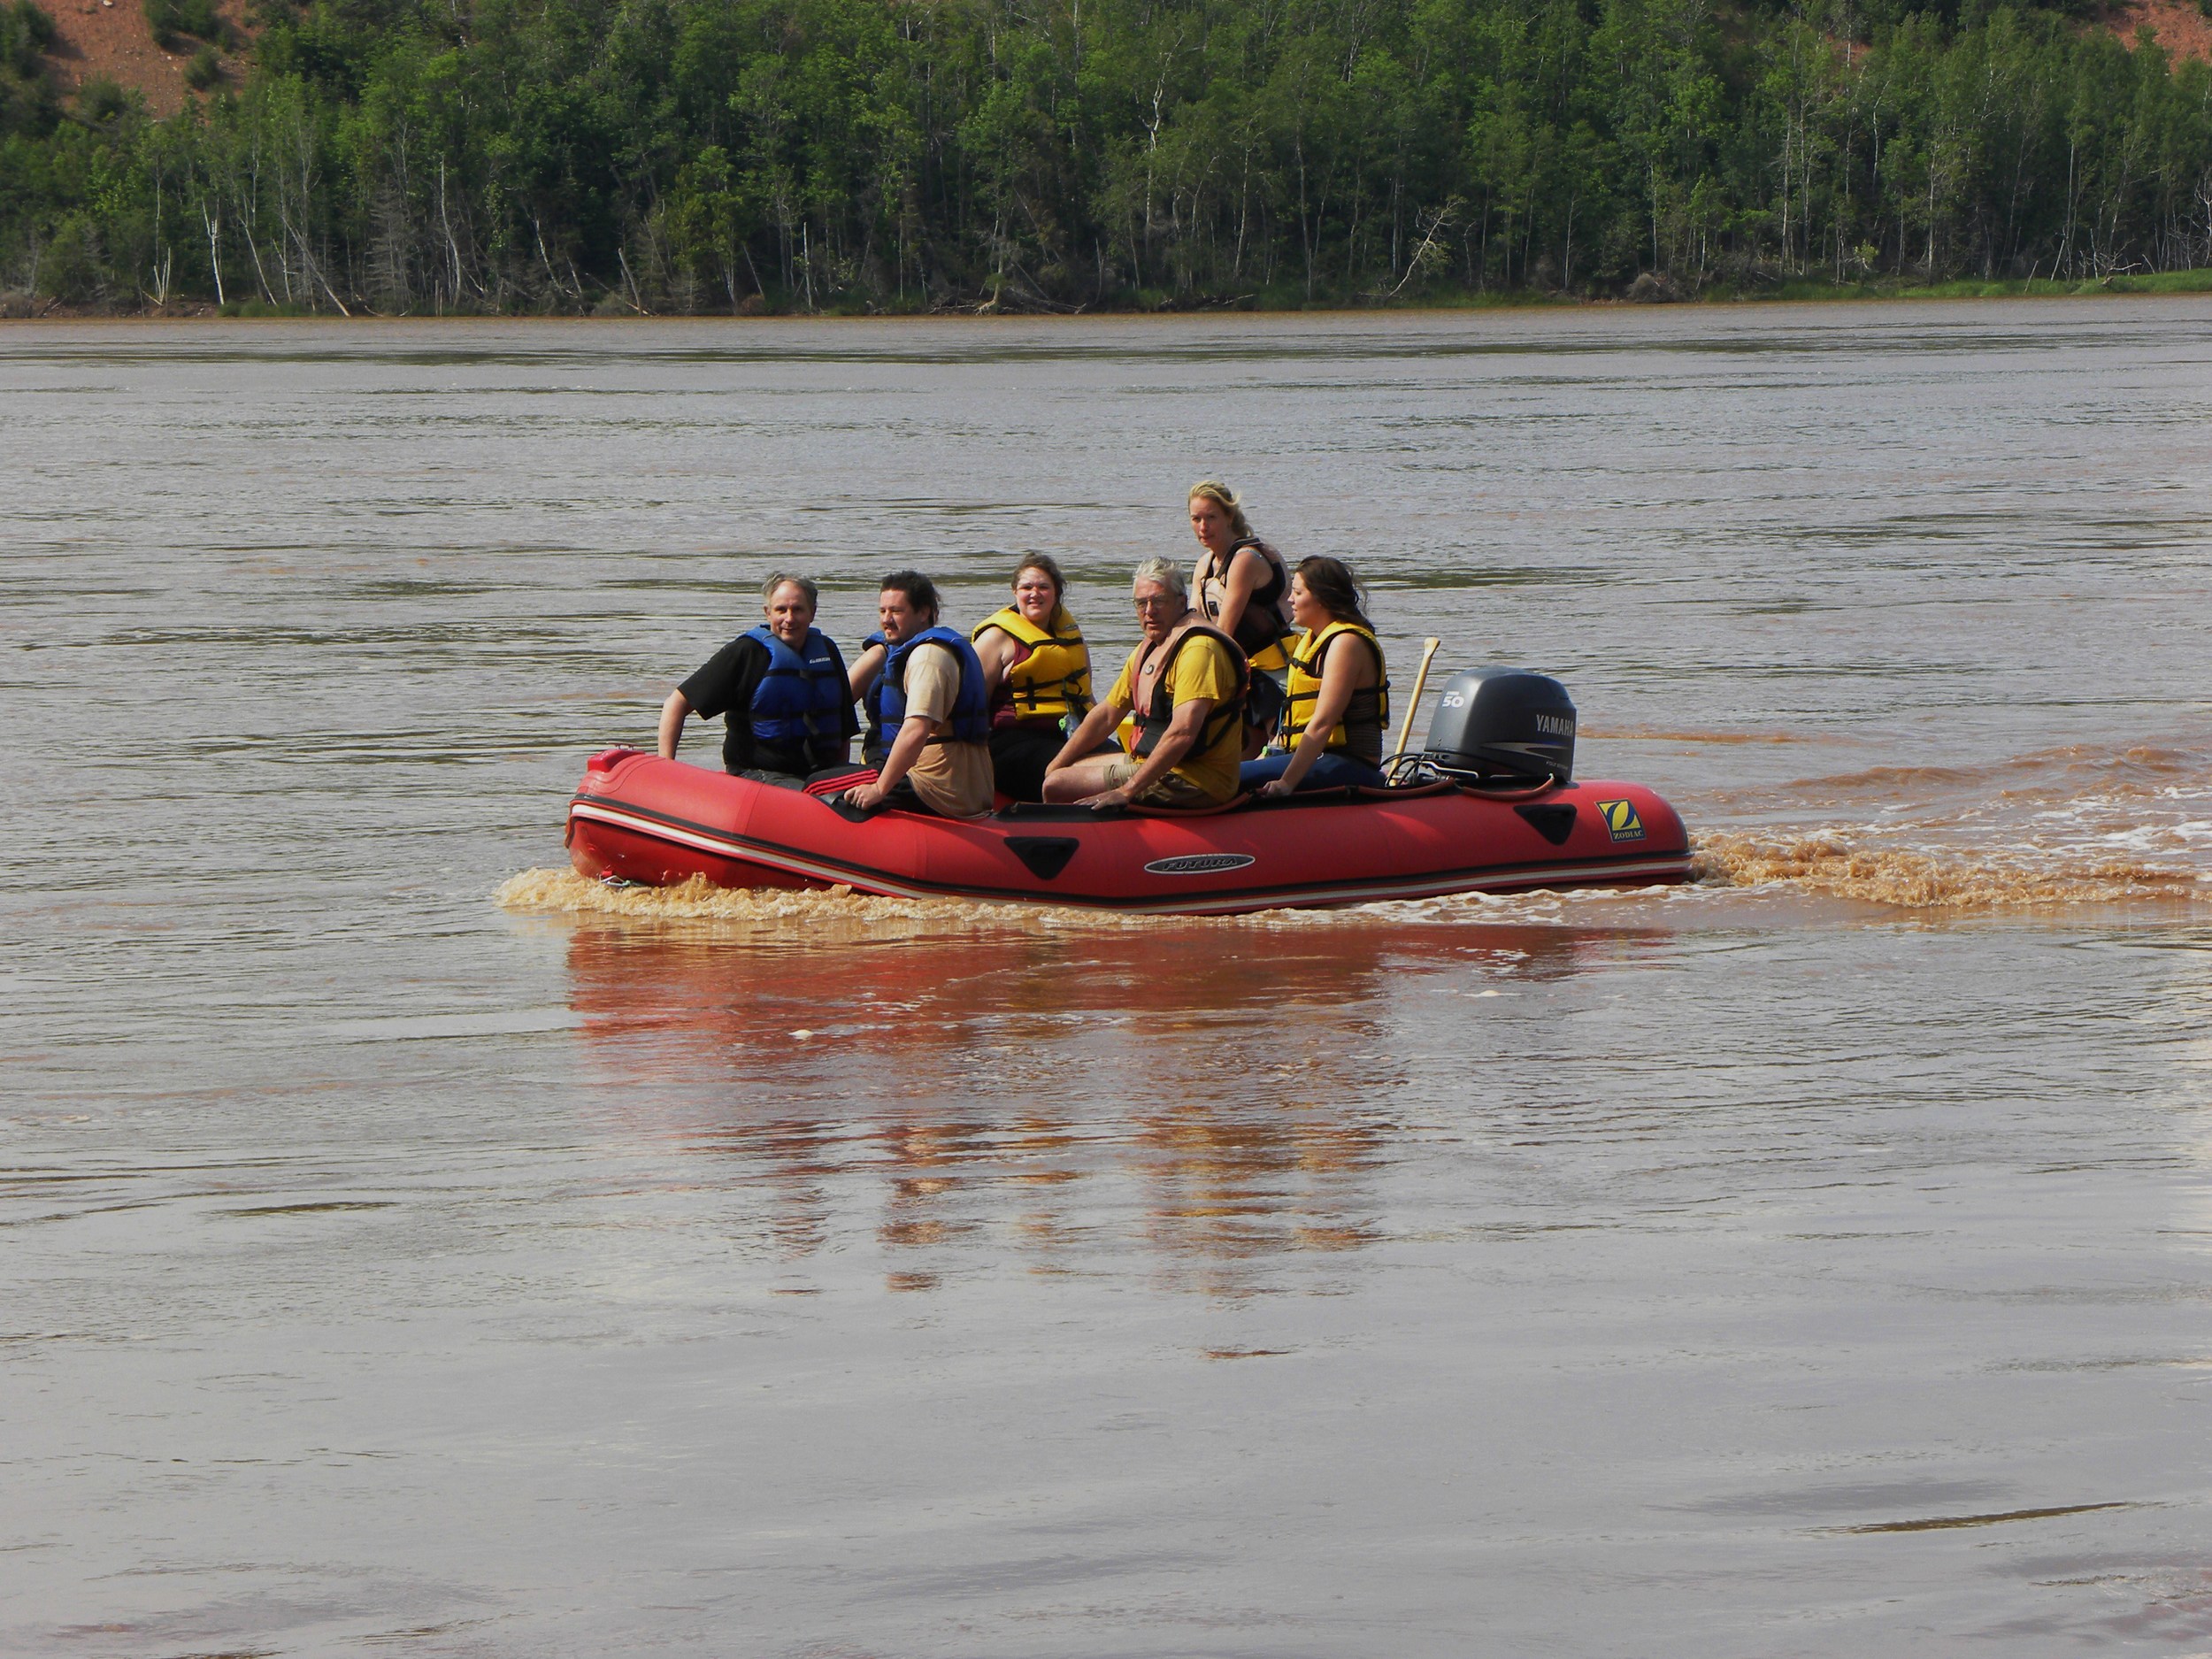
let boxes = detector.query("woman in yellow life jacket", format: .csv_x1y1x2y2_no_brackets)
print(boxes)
1188,480,1294,755
971,554,1093,802
1241,556,1390,797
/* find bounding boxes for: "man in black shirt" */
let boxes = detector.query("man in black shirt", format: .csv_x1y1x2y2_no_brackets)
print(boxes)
657,576,860,779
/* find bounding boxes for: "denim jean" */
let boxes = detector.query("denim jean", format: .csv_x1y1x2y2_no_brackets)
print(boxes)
1239,749,1387,792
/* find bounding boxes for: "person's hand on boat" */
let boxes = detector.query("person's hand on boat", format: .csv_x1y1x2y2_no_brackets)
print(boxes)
1079,786,1134,810
843,780,889,812
1255,777,1294,799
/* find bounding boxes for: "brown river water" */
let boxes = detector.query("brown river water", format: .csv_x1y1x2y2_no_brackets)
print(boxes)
4,303,2210,1655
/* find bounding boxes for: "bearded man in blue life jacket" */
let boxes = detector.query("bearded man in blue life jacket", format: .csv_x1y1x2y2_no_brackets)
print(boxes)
842,571,996,818
658,575,860,782
1041,558,1248,810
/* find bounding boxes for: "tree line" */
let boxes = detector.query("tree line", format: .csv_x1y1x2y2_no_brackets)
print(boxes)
3,0,2209,311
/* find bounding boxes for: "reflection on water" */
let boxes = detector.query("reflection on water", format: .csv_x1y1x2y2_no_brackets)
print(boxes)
563,919,1607,1294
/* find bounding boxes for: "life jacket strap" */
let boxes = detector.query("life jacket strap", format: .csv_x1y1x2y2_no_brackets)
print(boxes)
1130,625,1247,759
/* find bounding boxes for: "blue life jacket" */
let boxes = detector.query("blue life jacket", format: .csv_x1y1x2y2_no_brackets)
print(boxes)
860,630,892,762
874,626,990,749
742,626,849,751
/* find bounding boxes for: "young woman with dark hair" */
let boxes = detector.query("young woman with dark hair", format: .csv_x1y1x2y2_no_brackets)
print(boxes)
1240,555,1391,796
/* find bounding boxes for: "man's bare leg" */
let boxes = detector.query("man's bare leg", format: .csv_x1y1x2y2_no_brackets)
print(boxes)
1041,755,1125,803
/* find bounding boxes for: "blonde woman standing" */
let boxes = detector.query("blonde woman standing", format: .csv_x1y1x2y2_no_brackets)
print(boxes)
1187,480,1293,749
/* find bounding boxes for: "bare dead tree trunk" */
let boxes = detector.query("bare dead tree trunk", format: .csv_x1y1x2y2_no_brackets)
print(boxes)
200,203,225,307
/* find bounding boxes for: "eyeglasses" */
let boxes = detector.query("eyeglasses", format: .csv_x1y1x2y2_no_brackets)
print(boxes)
1132,593,1179,611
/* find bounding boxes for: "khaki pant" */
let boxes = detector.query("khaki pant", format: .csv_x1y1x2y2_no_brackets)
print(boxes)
1101,757,1222,809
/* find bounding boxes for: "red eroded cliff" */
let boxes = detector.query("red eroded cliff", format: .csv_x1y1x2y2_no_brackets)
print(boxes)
35,0,250,119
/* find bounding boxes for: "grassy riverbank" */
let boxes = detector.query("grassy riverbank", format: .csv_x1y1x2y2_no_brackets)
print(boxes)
10,268,2209,320
1758,269,2212,302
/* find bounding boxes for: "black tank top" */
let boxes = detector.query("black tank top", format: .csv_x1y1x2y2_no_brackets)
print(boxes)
1200,537,1291,657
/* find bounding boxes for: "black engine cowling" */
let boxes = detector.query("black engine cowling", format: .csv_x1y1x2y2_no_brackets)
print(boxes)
1420,669,1577,785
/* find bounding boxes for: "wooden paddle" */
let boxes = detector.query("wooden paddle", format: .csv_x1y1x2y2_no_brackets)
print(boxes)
1391,637,1444,761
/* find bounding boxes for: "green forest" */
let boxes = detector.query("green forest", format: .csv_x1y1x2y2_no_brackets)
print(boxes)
3,0,2210,311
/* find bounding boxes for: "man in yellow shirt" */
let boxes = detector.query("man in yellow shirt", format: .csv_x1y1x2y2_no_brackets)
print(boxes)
1043,558,1248,808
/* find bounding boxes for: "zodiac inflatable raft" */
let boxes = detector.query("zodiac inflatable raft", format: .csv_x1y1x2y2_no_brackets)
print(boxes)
564,670,1694,917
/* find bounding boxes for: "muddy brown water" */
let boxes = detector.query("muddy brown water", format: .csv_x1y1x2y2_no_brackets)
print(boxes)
4,303,2209,1656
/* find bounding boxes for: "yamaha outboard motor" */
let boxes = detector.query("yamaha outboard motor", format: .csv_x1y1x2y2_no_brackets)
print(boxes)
1420,669,1576,785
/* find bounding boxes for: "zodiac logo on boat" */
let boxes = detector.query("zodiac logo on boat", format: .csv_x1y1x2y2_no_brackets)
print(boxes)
1597,800,1645,841
1143,853,1259,876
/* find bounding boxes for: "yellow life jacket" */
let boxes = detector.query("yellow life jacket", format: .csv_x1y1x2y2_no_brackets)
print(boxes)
972,603,1092,726
1283,620,1389,764
1131,625,1248,760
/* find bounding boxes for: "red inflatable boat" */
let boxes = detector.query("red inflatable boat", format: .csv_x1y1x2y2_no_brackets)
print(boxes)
565,749,1691,916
